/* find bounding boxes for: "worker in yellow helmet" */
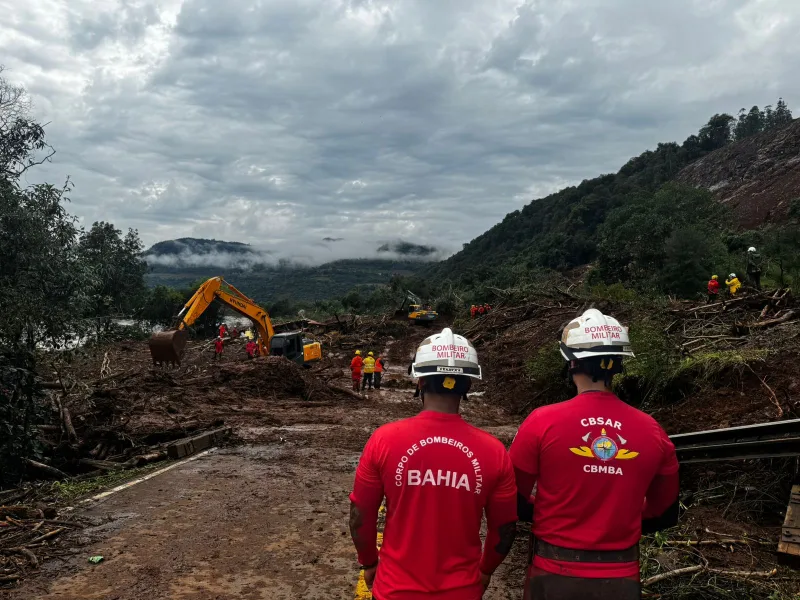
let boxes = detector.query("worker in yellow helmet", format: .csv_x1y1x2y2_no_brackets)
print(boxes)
350,351,364,392
725,273,741,297
362,351,376,391
707,275,720,304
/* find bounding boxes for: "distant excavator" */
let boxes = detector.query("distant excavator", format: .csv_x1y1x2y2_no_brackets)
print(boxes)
397,290,439,324
148,277,322,367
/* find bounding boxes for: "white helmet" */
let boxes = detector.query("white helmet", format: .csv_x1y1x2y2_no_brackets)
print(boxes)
729,273,736,279
560,309,634,361
411,328,481,380
748,247,756,252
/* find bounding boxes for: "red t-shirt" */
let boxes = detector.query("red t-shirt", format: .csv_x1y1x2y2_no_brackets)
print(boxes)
214,339,224,353
351,356,363,377
509,391,679,578
708,279,720,294
350,412,517,600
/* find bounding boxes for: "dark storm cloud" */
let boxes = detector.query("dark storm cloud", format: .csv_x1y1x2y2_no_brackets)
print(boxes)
1,0,799,262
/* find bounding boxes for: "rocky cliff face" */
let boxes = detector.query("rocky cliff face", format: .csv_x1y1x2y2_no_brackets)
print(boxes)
677,119,800,228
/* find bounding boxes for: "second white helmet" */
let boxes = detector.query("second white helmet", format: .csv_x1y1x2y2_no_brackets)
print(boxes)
560,309,634,361
412,328,482,379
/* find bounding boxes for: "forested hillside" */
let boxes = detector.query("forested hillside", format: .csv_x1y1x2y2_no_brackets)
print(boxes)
146,257,425,305
424,101,796,296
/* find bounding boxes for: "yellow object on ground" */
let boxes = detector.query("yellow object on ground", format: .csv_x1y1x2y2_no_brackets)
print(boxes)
354,504,386,600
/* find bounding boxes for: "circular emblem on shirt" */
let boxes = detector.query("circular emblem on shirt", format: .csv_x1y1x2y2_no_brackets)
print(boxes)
591,436,618,461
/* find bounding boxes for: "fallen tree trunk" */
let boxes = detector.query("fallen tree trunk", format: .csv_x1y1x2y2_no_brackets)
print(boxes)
24,459,68,480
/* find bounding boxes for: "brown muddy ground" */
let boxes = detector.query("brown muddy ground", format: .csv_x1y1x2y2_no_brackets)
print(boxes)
5,325,798,599
4,338,528,600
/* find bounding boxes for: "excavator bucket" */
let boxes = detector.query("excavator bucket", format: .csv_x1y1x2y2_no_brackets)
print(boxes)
148,329,189,366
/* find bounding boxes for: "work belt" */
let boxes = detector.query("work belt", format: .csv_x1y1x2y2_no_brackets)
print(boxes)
532,539,639,564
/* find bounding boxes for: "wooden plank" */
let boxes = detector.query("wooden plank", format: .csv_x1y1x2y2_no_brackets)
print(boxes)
778,484,800,563
166,427,231,460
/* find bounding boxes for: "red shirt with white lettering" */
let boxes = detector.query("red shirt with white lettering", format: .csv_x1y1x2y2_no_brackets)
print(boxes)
350,411,518,600
509,391,679,578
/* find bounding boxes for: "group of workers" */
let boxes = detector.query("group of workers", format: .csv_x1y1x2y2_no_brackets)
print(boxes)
213,323,259,360
350,350,386,392
706,247,764,302
349,310,678,600
470,303,492,319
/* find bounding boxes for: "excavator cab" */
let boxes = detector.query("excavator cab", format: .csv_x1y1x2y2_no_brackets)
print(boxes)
270,332,322,367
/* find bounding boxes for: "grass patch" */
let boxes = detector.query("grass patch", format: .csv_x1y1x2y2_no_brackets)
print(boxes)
43,461,173,504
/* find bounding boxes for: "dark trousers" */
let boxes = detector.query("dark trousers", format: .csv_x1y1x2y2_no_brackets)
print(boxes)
749,271,761,290
525,567,640,600
373,372,382,389
362,373,373,390
707,293,718,304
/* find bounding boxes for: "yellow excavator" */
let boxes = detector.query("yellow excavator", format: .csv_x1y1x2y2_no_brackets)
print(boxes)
398,290,438,324
148,277,322,367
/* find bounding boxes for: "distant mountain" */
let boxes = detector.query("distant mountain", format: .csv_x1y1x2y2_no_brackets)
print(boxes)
145,237,258,258
144,238,426,303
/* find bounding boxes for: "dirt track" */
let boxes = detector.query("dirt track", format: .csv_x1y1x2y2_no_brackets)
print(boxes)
5,347,529,600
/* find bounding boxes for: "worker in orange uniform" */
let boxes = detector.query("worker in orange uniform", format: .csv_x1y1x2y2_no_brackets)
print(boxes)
362,351,376,391
350,350,364,392
374,355,385,390
245,339,257,359
349,328,518,598
218,323,228,338
484,303,491,315
470,305,477,319
707,275,720,303
213,337,224,360
478,304,485,317
510,309,679,600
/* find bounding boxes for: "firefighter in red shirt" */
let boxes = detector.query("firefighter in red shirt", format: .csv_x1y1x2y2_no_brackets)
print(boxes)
213,337,224,360
349,328,518,599
350,350,364,393
510,309,679,600
707,275,720,304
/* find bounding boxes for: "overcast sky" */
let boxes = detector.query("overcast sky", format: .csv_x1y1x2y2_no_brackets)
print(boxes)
1,0,798,263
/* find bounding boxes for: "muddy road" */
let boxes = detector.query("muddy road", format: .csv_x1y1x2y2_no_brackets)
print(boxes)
6,349,529,600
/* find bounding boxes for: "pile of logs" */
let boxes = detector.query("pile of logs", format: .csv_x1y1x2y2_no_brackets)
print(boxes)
0,504,84,588
668,288,796,354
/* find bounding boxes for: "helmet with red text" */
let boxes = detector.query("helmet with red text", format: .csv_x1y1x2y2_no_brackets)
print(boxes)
411,328,481,380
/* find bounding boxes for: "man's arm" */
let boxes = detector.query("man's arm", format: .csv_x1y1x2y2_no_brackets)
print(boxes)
479,453,519,576
349,437,385,567
642,428,680,533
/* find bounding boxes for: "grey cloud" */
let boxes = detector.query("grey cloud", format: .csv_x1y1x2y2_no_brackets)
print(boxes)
1,0,799,263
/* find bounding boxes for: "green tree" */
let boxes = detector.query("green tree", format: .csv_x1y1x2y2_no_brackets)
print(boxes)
596,184,727,294
660,228,715,296
78,221,147,330
773,97,793,127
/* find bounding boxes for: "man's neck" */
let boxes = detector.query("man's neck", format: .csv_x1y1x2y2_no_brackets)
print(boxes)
575,380,612,395
421,393,460,414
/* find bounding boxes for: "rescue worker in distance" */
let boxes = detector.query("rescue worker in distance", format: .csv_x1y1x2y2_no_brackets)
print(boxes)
363,351,376,391
349,328,518,599
510,309,679,600
351,350,364,393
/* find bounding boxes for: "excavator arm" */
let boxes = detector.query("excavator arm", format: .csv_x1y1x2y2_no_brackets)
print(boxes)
149,277,276,364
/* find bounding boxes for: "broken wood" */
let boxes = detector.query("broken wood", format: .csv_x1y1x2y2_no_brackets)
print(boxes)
29,527,65,544
7,547,38,567
23,459,68,480
78,458,125,472
326,384,364,401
